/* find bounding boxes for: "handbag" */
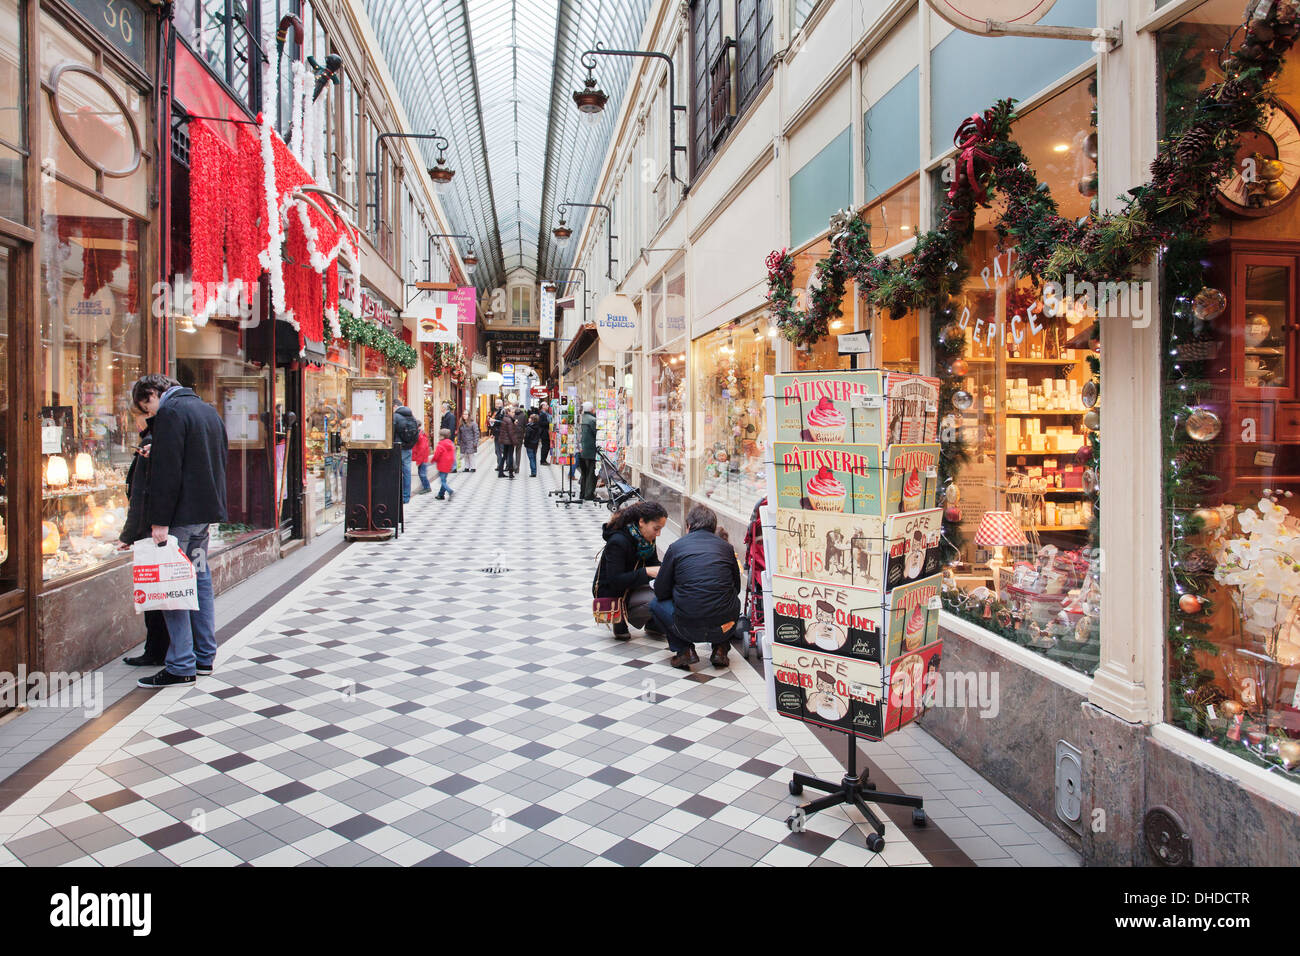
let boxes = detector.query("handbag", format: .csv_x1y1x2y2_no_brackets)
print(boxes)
592,543,644,627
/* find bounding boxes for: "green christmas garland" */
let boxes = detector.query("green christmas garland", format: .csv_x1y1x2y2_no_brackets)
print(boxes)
767,1,1300,695
327,307,418,369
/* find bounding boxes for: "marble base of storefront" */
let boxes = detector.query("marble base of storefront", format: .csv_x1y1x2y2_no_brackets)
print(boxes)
923,621,1300,866
33,532,281,677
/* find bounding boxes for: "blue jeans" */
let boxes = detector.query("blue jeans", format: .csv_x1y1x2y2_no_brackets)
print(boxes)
525,446,537,475
163,523,216,678
438,471,451,496
417,463,431,492
401,449,412,503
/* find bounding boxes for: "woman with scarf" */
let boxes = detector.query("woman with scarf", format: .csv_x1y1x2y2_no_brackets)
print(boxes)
595,500,668,641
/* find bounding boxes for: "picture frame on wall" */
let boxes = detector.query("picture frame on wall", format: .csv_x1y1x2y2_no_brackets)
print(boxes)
345,378,393,449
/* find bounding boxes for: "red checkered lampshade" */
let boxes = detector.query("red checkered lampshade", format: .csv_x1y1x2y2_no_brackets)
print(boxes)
974,511,1028,548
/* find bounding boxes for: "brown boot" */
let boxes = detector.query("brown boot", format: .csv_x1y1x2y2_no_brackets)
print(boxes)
710,643,730,667
688,646,700,664
669,651,693,671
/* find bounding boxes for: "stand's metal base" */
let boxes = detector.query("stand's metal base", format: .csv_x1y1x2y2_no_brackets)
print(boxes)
785,740,926,854
345,529,395,541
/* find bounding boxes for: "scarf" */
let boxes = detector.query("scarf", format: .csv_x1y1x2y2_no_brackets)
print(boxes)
627,524,657,563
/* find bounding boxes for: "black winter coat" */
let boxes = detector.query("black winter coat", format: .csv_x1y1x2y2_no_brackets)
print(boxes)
653,529,741,625
393,406,420,450
523,420,543,448
594,524,660,598
440,410,456,436
120,418,154,544
147,389,229,528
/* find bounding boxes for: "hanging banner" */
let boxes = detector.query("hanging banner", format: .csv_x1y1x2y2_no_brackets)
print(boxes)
539,284,557,340
450,286,478,325
594,293,639,353
416,294,459,344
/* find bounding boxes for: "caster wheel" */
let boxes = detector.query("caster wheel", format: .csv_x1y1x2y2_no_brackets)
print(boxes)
789,780,803,796
785,814,799,831
912,809,927,828
865,832,885,853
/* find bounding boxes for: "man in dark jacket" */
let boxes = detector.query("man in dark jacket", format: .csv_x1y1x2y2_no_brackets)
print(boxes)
489,398,508,476
523,413,543,477
132,373,228,688
496,403,521,478
118,416,170,668
393,404,420,504
650,505,741,670
579,401,598,501
513,405,527,473
537,401,552,465
439,401,456,468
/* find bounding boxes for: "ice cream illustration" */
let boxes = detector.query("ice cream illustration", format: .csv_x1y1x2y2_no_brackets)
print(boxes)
903,605,926,650
806,397,847,442
902,467,922,513
807,465,847,512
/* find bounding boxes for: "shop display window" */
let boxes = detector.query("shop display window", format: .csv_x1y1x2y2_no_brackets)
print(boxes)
1158,13,1300,777
692,317,774,517
0,246,11,577
937,74,1102,675
38,186,143,582
649,349,686,485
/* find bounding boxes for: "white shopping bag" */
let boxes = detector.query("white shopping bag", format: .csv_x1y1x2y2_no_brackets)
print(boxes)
131,536,200,614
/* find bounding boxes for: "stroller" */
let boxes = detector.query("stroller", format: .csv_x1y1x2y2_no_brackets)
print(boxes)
597,449,642,512
734,496,767,660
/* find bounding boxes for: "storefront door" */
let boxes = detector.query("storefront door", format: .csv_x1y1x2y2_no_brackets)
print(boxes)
0,241,29,708
274,365,305,544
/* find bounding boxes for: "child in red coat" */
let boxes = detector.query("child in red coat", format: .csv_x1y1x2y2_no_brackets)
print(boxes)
412,429,432,494
433,429,456,500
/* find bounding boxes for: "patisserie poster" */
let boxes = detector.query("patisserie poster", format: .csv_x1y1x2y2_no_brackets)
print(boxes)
883,574,942,663
883,640,944,736
771,642,885,740
773,442,885,516
885,373,940,444
883,508,943,591
773,507,886,593
885,443,940,515
771,371,886,445
771,573,889,663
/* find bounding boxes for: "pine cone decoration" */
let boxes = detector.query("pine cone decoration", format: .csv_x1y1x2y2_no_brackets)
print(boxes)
1177,126,1212,162
1151,153,1175,182
1173,337,1220,361
1181,547,1217,574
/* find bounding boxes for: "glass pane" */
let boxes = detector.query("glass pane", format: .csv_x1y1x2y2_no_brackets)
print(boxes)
0,246,10,578
649,348,685,484
938,74,1101,675
1242,264,1289,391
0,0,24,148
792,235,855,373
38,185,143,582
692,316,774,516
0,143,24,224
304,360,350,533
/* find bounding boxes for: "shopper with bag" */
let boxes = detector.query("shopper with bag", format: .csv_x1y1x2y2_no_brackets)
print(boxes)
650,504,742,670
496,402,521,479
457,411,479,472
593,500,668,641
132,373,228,688
118,414,170,668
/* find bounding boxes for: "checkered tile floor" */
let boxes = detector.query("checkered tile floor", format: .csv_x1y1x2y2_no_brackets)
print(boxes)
0,466,985,867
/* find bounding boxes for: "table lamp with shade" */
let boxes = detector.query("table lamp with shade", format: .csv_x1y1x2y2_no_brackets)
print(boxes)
974,511,1028,581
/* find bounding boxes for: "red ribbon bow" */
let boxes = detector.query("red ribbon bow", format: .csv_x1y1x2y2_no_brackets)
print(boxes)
949,109,995,206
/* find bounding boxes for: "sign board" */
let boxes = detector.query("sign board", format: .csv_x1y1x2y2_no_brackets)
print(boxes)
837,331,871,354
450,286,477,325
65,0,149,67
926,0,1058,34
531,387,549,398
594,293,639,352
345,377,392,448
539,284,557,340
415,294,459,344
501,362,515,387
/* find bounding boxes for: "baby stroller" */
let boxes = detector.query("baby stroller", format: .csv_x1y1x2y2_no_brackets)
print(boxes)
735,496,767,660
597,450,642,512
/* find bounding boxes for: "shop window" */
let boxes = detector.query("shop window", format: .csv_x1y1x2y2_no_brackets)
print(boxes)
304,350,353,533
693,316,774,517
938,74,1101,674
0,0,25,225
0,246,12,584
649,349,686,485
1158,16,1300,776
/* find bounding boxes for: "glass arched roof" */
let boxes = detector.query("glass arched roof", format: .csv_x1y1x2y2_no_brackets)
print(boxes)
362,0,653,291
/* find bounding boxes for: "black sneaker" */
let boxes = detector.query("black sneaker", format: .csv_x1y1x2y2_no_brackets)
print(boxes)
137,669,195,689
123,654,164,667
196,662,213,676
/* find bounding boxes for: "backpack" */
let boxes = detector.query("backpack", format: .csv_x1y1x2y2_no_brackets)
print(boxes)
395,414,419,450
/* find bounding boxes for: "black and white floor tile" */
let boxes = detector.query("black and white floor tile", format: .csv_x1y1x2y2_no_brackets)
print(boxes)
0,466,1070,866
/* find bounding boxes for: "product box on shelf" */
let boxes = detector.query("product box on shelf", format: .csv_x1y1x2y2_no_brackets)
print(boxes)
772,507,943,596
770,638,944,740
771,570,942,666
773,442,884,515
